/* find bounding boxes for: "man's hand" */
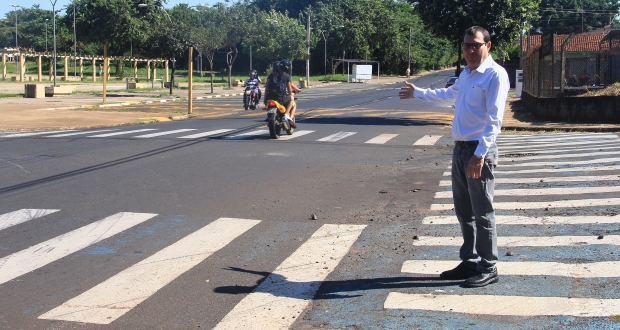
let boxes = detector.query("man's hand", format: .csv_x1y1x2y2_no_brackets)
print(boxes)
467,156,485,179
399,81,416,99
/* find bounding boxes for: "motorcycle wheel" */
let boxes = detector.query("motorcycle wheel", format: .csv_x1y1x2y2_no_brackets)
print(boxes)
267,119,279,139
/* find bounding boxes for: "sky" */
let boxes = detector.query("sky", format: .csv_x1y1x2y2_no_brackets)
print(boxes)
1,0,220,20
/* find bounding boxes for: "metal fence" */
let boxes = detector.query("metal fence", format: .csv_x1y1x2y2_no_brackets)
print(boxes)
523,30,620,97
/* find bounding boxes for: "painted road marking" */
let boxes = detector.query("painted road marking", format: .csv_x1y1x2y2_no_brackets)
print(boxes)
499,157,620,168
213,224,366,330
500,150,620,162
46,129,117,137
278,130,315,141
499,144,620,156
422,214,620,225
133,129,197,138
498,135,618,144
0,212,157,286
365,134,398,144
177,129,235,139
411,235,620,247
316,132,357,142
39,217,260,324
224,130,268,140
413,135,443,146
384,292,620,317
0,209,59,231
434,185,620,198
89,129,157,137
1,130,77,138
401,260,620,278
439,175,620,186
498,138,619,148
431,198,620,211
497,133,616,141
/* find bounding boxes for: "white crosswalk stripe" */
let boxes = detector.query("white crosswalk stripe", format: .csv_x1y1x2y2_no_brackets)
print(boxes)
1,130,77,138
384,293,620,317
277,130,315,140
39,217,260,324
177,129,235,139
89,129,158,137
0,209,59,231
401,260,620,278
213,224,366,330
365,134,398,144
0,207,366,326
316,131,357,142
0,212,158,285
413,135,443,145
46,129,118,137
223,129,268,139
385,133,620,319
133,129,197,138
0,127,451,147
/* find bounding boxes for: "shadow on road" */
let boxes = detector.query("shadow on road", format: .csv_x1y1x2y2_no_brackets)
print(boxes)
213,266,460,299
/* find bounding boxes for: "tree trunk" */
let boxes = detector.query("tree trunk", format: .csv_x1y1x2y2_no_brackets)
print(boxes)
170,58,175,95
209,62,214,94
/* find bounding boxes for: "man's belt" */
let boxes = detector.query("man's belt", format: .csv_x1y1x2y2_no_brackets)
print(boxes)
454,141,479,148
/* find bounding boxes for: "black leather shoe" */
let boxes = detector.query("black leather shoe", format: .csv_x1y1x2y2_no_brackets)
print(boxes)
439,261,478,280
463,270,499,288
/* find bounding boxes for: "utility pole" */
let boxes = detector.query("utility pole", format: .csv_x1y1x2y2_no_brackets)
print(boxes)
51,0,58,87
306,5,311,87
408,27,411,72
73,1,77,77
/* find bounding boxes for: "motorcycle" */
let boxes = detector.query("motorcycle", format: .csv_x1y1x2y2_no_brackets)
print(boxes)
243,86,259,110
264,99,294,139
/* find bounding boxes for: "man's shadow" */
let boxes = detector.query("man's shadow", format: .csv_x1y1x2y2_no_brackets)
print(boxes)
213,267,461,299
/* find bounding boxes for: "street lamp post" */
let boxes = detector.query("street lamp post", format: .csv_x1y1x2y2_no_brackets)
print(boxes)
305,5,311,87
50,0,58,87
9,4,22,75
73,1,77,77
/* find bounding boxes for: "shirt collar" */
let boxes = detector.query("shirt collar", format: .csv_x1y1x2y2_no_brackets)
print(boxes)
466,55,495,74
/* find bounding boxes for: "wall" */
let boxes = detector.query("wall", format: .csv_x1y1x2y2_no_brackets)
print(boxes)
522,91,620,123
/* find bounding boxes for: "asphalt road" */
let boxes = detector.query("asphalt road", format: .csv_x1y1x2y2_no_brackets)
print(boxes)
1,71,619,329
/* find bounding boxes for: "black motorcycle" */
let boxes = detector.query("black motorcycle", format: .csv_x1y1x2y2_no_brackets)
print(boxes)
243,87,259,110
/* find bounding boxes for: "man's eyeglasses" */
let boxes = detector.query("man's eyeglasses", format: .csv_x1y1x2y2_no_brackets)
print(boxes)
462,42,486,50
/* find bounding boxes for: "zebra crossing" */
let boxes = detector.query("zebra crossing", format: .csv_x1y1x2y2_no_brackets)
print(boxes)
0,207,366,327
384,132,620,323
0,127,446,146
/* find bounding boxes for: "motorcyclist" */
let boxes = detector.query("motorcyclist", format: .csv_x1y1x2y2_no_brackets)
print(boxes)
243,69,262,103
264,59,298,128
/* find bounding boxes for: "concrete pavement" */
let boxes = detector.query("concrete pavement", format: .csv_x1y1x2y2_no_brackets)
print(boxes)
1,74,618,132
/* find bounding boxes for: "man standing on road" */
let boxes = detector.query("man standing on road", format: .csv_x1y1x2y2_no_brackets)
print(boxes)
399,26,509,288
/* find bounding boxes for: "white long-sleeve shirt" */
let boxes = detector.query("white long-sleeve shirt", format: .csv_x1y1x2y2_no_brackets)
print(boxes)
413,55,510,157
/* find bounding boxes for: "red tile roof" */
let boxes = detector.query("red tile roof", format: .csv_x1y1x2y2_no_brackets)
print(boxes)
522,32,610,54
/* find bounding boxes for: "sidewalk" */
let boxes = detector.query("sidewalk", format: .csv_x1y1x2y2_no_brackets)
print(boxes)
1,75,618,132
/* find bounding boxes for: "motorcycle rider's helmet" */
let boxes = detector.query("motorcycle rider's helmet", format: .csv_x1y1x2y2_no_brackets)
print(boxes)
272,61,280,73
249,69,257,78
278,59,291,73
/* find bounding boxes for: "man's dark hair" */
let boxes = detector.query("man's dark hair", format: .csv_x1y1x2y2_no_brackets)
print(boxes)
465,26,491,43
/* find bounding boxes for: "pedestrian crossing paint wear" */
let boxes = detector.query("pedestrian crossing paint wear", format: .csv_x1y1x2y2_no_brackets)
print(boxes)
39,218,260,324
0,212,157,285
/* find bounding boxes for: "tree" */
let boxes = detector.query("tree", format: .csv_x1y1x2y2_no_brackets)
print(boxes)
1,6,65,52
411,0,541,74
248,9,306,64
194,21,225,93
142,4,193,94
531,0,620,34
213,2,250,88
